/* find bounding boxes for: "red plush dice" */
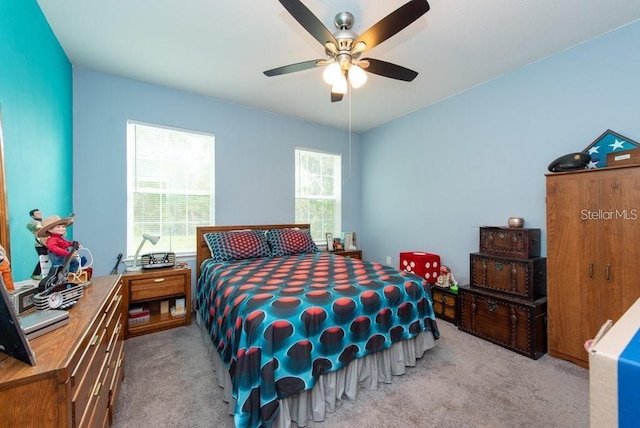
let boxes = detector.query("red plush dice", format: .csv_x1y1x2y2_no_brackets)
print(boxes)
399,252,441,284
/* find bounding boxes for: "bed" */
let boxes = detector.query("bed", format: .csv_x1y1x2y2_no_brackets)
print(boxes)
195,224,440,428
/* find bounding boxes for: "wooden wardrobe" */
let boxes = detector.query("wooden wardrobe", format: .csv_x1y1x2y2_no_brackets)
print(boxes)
546,165,640,368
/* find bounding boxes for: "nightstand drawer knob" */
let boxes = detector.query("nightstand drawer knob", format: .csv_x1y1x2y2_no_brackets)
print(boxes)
154,278,165,283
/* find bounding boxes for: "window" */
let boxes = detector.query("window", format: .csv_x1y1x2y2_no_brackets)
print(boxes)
295,148,341,242
127,121,214,257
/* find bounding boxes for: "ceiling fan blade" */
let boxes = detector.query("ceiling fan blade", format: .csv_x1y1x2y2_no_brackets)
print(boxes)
362,58,418,82
264,59,323,77
354,0,430,52
279,0,338,47
331,91,344,103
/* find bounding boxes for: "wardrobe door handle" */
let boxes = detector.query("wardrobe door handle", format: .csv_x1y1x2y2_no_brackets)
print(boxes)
589,263,593,279
606,264,611,282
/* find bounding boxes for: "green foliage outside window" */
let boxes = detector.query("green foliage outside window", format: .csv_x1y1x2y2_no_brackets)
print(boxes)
295,149,341,242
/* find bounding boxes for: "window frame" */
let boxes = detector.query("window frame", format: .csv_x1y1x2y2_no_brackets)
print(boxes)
126,120,215,259
294,147,342,244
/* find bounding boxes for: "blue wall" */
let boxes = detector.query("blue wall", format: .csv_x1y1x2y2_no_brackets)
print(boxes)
72,69,361,279
0,0,72,280
361,21,640,284
4,1,640,290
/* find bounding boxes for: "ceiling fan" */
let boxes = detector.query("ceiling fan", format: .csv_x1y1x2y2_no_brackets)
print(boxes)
264,0,431,102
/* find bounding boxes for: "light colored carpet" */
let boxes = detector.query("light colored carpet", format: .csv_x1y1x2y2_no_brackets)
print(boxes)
112,319,589,428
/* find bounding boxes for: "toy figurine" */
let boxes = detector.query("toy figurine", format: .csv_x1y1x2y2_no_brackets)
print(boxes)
0,244,14,291
26,208,49,280
36,214,81,273
436,265,457,289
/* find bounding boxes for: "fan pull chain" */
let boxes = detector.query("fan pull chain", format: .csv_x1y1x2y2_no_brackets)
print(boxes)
348,86,352,179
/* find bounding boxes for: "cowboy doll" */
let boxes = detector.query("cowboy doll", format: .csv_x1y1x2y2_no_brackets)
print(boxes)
36,214,81,273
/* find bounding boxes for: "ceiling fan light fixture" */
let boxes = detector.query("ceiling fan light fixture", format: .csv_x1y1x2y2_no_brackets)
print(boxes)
351,41,367,55
348,64,367,89
322,62,342,85
265,0,428,102
332,75,348,94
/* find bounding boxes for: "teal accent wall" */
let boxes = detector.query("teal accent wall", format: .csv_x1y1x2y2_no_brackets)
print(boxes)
0,0,72,280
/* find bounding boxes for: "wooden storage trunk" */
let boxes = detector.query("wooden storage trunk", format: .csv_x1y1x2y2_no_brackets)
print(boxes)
431,286,458,325
479,227,541,259
470,252,547,299
458,285,547,359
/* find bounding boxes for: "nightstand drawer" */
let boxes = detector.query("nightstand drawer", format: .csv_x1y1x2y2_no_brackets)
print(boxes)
130,275,185,301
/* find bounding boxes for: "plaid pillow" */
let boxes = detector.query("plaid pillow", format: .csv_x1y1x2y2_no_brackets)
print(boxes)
266,228,319,257
204,230,271,262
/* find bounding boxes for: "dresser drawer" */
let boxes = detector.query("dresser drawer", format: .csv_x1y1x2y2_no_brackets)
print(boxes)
79,355,110,428
71,281,122,428
130,274,185,301
72,319,108,427
105,287,122,342
108,335,125,424
71,311,107,395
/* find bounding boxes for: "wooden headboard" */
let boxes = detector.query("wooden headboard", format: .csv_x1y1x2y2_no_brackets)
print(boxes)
195,224,311,278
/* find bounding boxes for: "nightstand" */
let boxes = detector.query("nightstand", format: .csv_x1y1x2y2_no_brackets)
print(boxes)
122,267,191,339
430,285,458,325
329,249,362,260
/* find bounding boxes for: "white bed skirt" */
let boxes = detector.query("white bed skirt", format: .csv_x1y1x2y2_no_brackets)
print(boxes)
196,314,437,427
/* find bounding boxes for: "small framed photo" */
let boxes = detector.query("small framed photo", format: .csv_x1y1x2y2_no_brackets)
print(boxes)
326,233,334,251
333,238,344,251
344,232,354,250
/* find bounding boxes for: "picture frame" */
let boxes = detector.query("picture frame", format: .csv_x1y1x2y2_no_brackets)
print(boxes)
333,238,344,251
344,232,355,250
325,233,333,251
0,278,36,366
582,129,640,169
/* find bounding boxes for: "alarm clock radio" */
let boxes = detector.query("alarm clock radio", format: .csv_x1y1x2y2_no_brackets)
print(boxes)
141,252,176,269
34,282,84,310
11,285,38,315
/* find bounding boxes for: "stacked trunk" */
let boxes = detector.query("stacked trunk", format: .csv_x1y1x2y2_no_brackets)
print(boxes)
458,227,548,359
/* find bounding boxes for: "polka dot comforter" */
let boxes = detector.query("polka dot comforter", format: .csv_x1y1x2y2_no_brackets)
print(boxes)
197,252,440,427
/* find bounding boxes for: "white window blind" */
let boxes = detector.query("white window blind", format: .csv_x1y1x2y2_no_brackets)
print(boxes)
295,148,341,242
126,121,214,257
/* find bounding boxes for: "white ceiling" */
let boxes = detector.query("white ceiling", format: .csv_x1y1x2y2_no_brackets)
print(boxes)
37,0,640,133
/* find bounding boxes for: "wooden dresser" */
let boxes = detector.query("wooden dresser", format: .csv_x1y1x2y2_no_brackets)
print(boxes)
0,275,124,427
